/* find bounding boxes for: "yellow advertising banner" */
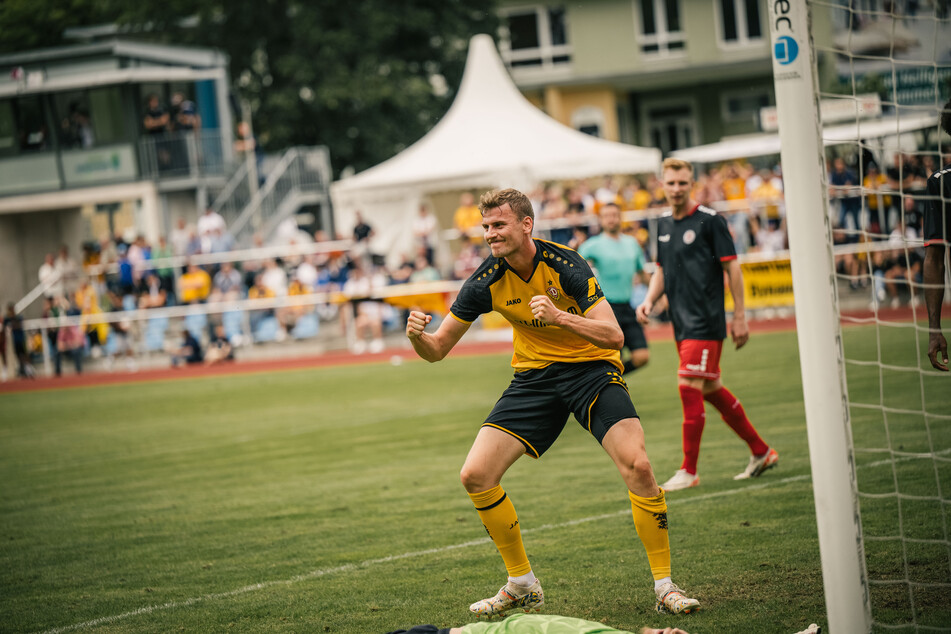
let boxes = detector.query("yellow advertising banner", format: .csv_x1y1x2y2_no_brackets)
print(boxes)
725,259,795,310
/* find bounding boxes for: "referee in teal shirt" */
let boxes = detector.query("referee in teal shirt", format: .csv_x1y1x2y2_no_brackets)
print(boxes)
579,202,651,373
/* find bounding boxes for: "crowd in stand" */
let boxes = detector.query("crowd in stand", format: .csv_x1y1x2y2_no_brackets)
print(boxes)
3,147,947,379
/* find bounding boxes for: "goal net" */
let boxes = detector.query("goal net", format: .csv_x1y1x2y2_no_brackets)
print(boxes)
768,2,951,632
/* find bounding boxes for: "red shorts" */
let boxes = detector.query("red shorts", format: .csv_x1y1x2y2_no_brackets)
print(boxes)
676,339,723,380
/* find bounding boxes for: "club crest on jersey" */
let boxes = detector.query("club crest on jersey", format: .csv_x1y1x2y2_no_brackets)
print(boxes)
682,229,696,245
547,287,560,300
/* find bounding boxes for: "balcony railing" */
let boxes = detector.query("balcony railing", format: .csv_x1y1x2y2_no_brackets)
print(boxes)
138,130,229,181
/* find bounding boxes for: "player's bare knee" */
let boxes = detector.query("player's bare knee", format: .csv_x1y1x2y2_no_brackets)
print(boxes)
460,465,493,493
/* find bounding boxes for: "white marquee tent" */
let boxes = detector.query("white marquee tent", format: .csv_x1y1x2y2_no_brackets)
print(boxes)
330,34,661,262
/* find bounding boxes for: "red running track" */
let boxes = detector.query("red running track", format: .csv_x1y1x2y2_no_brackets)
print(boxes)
0,306,920,394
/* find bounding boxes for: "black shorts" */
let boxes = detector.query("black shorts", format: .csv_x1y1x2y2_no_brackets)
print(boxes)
482,361,638,458
610,302,648,352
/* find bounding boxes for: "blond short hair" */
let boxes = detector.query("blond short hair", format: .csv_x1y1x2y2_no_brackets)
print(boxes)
479,188,535,222
662,158,694,175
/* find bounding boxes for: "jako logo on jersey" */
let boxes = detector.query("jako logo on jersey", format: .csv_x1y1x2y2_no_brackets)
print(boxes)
774,35,798,65
683,229,697,245
547,287,559,300
658,234,671,242
505,298,521,306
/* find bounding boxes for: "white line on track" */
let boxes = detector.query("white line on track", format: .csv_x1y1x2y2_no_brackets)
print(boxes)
40,452,930,633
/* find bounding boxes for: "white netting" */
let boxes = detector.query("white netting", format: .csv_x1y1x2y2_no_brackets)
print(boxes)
811,1,951,630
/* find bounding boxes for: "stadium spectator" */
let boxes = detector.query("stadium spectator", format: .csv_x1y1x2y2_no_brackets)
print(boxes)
406,187,699,619
170,329,203,367
578,202,650,374
260,258,289,297
151,236,176,297
751,216,787,255
169,217,192,257
924,98,951,370
247,273,276,335
619,177,652,211
720,164,747,202
278,273,312,336
454,192,484,244
137,272,168,309
197,207,227,254
413,203,439,264
104,289,137,372
41,296,62,375
3,303,35,379
115,245,136,299
829,157,862,236
178,261,212,305
234,120,266,186
38,253,63,299
637,158,778,492
204,324,234,365
863,162,893,234
143,94,170,135
56,305,85,375
143,94,172,172
452,242,484,281
0,306,5,381
293,255,319,291
171,92,200,133
126,235,151,286
409,253,441,284
55,245,80,297
343,260,386,354
208,227,236,255
209,261,244,303
350,211,377,267
75,279,108,359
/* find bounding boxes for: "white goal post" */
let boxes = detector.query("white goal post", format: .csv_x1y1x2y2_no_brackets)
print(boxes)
767,2,872,632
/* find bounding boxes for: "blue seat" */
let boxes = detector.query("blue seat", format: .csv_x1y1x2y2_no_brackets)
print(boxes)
144,316,169,352
184,312,208,341
292,312,319,339
253,315,280,343
222,310,244,342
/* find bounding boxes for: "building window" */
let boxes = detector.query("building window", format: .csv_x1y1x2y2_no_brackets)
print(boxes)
718,0,763,45
571,106,605,138
646,103,695,155
635,0,686,56
500,5,572,69
722,89,772,124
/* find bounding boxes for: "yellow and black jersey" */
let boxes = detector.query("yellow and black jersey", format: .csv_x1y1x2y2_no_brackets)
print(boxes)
450,239,623,372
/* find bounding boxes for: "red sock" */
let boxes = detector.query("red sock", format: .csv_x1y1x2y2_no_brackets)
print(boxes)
704,387,769,456
679,385,705,474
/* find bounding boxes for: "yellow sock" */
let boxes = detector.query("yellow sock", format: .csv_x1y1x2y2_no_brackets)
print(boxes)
629,489,671,581
469,485,532,577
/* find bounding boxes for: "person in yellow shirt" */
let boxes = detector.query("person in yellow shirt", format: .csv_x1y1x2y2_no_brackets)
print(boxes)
405,188,699,620
863,162,892,234
720,163,747,202
454,192,484,243
177,262,212,304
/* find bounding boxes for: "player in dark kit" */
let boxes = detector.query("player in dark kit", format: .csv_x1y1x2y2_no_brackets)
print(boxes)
406,188,699,619
923,97,951,371
636,159,778,491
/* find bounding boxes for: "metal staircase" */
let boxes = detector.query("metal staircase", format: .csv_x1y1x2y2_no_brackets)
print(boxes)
210,145,333,246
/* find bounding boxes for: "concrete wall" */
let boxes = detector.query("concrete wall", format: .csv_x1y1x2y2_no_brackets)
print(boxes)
0,208,83,316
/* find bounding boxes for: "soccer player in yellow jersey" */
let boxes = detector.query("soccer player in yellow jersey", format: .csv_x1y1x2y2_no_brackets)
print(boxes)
406,188,699,619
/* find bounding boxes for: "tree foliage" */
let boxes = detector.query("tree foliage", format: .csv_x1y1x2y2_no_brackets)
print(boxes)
1,0,498,176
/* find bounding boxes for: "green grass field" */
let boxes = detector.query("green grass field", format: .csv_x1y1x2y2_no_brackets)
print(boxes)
1,326,948,633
